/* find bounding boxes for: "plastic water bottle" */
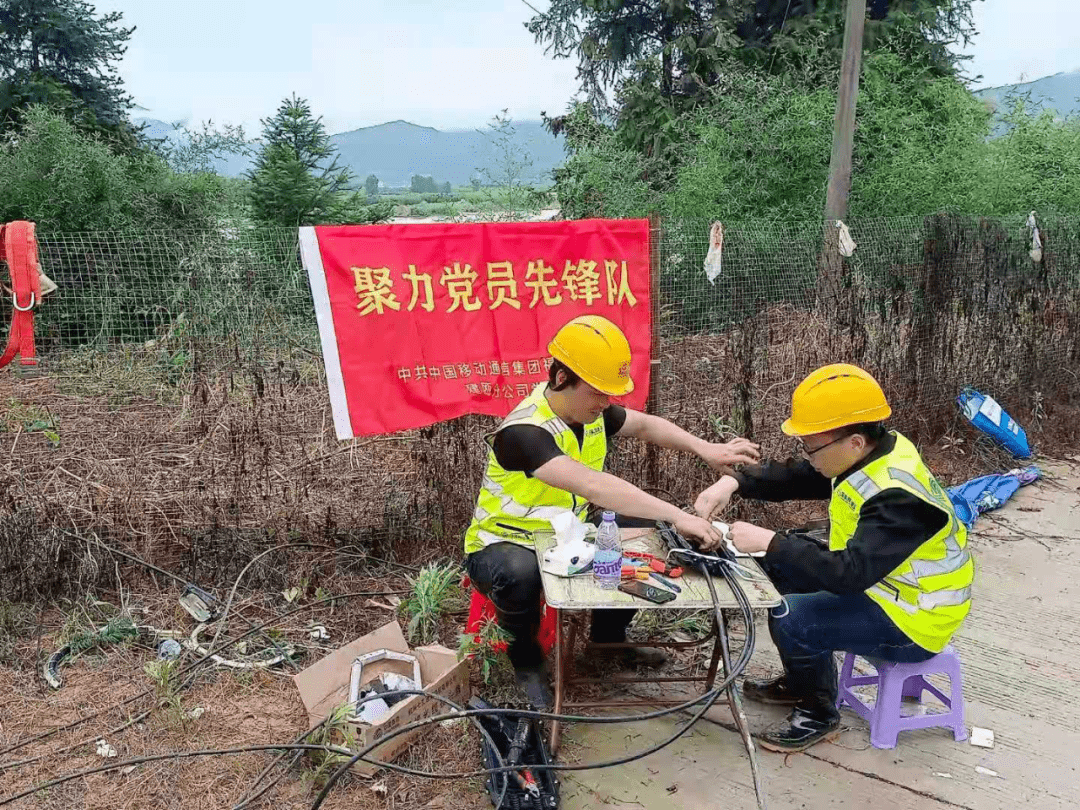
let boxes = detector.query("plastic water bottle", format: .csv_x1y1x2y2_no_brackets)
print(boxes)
593,511,623,590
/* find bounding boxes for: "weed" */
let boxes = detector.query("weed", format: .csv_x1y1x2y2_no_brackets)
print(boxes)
458,617,512,684
632,608,713,640
400,561,466,645
143,658,185,725
306,703,358,787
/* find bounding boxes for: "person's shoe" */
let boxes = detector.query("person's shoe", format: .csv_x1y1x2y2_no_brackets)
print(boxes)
756,705,842,753
741,674,801,706
514,666,554,711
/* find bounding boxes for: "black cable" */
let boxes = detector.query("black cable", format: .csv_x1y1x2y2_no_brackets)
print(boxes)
14,524,763,805
310,561,758,808
2,570,758,808
0,692,510,808
0,588,408,760
233,721,327,810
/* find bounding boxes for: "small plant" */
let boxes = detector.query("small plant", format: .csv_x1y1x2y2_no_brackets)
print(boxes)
940,433,966,455
143,658,185,724
458,617,512,684
400,562,466,645
633,608,712,640
67,615,137,657
306,704,358,787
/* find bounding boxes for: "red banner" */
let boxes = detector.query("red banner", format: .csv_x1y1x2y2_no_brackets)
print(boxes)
301,219,652,438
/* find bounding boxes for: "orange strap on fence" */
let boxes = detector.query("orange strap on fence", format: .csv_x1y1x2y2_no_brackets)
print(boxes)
0,221,42,370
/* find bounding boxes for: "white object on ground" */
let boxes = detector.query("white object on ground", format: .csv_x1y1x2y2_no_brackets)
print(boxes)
970,727,994,748
96,739,117,758
975,766,1000,778
933,773,953,779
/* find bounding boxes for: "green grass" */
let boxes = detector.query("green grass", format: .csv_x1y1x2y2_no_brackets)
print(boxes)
400,561,467,645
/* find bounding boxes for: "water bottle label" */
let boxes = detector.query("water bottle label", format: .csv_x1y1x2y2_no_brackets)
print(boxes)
593,549,621,579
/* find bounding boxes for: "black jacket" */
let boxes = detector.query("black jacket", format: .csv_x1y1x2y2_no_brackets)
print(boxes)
733,433,948,595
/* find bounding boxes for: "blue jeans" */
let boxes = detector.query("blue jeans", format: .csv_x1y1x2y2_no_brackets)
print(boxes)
763,558,936,713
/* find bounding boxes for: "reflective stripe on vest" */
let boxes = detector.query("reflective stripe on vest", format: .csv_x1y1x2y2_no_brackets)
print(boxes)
829,432,973,653
463,383,607,554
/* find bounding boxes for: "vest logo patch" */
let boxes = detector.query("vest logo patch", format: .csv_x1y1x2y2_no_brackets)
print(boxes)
585,425,604,437
838,490,857,510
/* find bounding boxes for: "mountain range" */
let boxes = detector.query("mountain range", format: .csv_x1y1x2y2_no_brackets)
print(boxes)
974,70,1080,130
137,117,566,188
137,70,1079,185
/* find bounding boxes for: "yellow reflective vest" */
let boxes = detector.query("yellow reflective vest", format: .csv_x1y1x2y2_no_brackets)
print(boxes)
463,384,607,554
829,432,973,653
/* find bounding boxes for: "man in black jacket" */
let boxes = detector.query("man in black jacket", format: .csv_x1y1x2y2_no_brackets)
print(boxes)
694,364,972,752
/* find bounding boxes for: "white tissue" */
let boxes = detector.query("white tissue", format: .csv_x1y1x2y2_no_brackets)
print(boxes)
543,511,596,577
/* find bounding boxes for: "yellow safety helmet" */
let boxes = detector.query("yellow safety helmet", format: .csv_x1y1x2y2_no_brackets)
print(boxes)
547,315,635,396
781,363,892,437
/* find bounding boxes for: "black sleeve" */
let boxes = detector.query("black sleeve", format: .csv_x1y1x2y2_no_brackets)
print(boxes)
763,489,950,594
603,404,627,437
492,425,564,476
733,457,832,501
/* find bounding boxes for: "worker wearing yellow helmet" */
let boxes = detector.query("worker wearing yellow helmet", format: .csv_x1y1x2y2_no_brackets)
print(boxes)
464,314,759,708
694,363,972,753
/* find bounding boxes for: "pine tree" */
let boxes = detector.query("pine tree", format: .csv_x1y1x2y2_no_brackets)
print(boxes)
0,0,135,133
247,94,352,226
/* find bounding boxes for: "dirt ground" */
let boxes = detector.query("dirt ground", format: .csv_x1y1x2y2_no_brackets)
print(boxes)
0,566,492,810
1,452,1075,810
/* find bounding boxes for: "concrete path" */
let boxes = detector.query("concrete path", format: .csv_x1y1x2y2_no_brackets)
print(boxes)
557,457,1080,810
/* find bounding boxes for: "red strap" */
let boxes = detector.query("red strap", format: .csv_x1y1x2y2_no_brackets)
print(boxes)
0,221,41,369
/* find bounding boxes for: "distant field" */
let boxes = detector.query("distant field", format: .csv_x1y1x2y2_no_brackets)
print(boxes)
373,186,555,218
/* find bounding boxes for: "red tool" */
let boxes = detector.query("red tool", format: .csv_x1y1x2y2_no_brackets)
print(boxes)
620,565,650,581
624,551,684,578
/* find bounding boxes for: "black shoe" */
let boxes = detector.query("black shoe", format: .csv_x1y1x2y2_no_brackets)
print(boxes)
756,705,842,753
742,674,801,706
514,666,554,711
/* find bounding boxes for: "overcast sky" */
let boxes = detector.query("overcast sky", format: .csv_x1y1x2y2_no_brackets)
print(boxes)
94,0,1079,135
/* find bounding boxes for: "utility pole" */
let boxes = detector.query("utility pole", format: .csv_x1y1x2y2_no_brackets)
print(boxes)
823,0,867,223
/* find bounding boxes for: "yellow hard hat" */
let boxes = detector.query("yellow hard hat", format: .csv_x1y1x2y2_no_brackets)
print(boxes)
547,315,635,396
781,363,892,436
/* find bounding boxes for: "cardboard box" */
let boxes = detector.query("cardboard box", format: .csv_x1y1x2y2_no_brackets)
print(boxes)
293,620,471,777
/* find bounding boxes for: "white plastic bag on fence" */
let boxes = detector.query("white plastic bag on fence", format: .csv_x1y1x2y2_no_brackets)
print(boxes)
1027,211,1043,263
836,220,857,257
704,222,724,285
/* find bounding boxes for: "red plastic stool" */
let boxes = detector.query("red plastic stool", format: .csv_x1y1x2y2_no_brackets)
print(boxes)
462,576,557,655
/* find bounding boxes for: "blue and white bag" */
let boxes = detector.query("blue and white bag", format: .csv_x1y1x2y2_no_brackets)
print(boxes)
957,387,1031,458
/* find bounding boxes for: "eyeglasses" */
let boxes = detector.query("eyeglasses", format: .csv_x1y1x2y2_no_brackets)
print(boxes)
797,433,851,458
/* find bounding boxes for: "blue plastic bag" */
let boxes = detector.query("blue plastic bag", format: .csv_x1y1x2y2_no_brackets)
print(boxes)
948,466,1041,528
957,388,1031,458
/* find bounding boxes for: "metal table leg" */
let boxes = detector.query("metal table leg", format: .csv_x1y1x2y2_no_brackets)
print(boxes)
550,608,565,756
720,609,767,810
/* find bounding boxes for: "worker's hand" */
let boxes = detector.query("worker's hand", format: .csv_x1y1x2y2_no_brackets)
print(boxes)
693,475,740,520
699,438,760,473
730,521,775,555
674,513,726,552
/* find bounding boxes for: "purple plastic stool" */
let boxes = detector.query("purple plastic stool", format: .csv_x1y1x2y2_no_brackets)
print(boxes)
836,645,969,749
